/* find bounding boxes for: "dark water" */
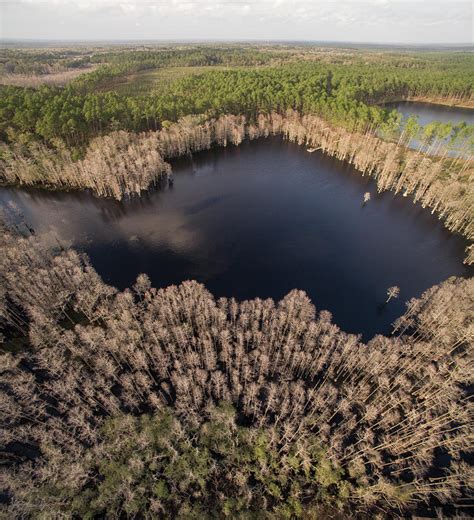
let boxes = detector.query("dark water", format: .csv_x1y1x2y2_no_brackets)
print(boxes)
1,137,471,340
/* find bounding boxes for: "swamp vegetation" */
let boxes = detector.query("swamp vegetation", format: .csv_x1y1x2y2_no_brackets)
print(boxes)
0,229,473,518
0,44,473,518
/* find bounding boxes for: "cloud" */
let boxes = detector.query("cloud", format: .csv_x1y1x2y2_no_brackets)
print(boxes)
1,0,472,42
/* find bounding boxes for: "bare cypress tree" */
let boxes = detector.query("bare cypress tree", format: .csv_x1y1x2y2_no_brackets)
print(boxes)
386,286,400,303
0,229,472,517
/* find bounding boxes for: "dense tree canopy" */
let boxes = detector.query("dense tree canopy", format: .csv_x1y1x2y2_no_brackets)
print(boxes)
1,47,472,146
0,228,472,518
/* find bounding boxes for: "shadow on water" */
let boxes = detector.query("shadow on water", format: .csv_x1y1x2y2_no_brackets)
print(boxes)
1,135,472,341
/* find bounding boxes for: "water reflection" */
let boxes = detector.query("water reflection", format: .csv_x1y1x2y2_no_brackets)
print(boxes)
386,101,474,158
387,101,474,126
1,136,471,340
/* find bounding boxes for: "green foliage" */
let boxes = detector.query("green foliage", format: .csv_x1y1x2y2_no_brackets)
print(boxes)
0,47,92,75
1,47,472,147
31,404,352,518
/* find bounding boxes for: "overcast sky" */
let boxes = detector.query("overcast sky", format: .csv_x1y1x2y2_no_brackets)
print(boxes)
1,0,472,44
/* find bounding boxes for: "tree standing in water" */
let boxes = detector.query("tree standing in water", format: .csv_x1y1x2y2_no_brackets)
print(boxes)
386,285,400,302
0,231,472,518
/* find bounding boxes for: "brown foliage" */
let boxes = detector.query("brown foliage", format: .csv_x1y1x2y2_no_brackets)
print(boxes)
1,111,472,262
0,230,472,516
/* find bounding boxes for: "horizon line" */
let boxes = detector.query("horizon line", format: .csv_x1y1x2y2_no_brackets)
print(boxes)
1,37,473,47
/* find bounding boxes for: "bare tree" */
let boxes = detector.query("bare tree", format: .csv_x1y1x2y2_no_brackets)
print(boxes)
0,228,472,517
386,286,400,303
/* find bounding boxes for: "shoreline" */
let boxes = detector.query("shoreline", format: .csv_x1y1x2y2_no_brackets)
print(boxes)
1,111,473,263
382,96,474,110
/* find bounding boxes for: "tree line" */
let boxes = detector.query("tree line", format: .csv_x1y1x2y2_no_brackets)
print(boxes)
2,111,472,262
0,226,472,517
0,47,93,76
1,53,472,147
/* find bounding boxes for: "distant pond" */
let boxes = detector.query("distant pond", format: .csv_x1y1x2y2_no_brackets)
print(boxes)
1,137,472,340
386,100,474,126
385,101,474,157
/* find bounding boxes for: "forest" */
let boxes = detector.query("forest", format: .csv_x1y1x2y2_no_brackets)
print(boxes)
0,226,472,518
1,50,473,146
0,43,473,518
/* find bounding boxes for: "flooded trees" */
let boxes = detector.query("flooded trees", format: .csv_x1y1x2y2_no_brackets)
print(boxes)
1,110,473,267
0,131,172,199
1,230,472,518
3,111,473,249
386,285,400,302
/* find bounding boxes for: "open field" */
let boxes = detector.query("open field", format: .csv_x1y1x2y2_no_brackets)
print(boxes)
0,66,98,87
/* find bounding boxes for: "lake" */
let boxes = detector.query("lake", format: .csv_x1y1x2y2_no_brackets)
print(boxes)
387,100,474,127
386,101,474,157
1,137,471,340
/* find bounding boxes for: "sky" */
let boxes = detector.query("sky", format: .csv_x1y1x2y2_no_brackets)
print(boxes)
0,0,473,44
